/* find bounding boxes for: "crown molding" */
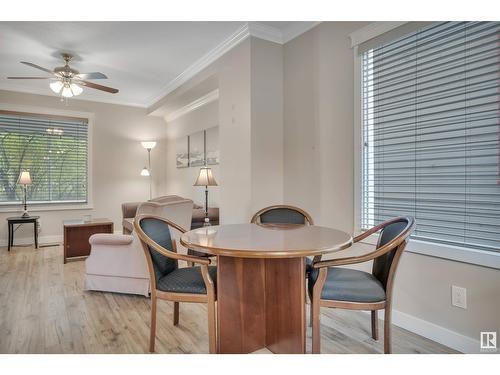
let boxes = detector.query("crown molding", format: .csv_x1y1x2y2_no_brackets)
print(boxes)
349,21,407,48
144,24,251,107
146,22,322,108
282,21,321,43
247,22,283,44
165,89,219,122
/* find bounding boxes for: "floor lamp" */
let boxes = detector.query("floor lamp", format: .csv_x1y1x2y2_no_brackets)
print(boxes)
194,166,218,226
141,141,156,200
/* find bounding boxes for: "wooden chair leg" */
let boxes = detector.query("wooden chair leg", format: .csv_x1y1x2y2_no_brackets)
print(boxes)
384,306,392,354
149,296,157,353
311,298,321,353
207,296,217,354
309,300,313,327
173,302,179,326
371,310,379,340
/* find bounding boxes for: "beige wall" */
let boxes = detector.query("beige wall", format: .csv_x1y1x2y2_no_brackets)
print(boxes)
283,22,500,351
162,37,284,224
284,22,367,233
250,37,284,215
165,100,220,208
0,89,167,243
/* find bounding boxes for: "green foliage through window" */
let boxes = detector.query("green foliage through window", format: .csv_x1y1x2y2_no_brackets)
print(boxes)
0,111,88,204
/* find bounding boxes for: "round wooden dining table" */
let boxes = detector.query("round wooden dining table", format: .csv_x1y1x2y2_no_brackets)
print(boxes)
180,223,352,354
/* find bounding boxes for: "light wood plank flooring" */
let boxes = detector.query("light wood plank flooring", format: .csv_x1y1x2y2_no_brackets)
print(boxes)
0,244,457,354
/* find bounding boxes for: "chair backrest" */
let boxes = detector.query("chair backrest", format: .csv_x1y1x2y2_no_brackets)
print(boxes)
251,205,314,225
135,216,178,285
372,217,415,290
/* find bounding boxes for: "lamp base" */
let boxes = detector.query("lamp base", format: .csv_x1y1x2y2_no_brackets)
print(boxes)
203,217,211,227
21,211,30,218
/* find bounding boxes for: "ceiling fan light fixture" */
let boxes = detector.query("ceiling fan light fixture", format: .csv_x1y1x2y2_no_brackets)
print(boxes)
50,80,64,94
61,84,74,98
70,83,83,96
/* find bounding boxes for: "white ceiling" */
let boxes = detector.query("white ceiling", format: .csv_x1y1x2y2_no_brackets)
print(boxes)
0,21,318,108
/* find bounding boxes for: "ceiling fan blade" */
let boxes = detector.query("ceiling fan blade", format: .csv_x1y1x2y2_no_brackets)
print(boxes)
20,61,56,75
76,79,119,94
75,72,108,80
7,76,51,79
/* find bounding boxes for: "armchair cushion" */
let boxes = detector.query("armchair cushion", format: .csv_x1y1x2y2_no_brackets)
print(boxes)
157,266,217,294
308,267,386,303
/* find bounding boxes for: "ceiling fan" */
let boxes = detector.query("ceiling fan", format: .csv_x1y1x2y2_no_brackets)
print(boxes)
7,53,119,98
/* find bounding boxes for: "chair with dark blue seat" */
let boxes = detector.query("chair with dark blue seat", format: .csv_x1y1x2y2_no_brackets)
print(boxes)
251,204,316,271
309,216,415,354
134,215,217,353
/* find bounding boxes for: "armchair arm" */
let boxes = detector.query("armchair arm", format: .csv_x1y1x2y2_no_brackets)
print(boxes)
136,201,161,216
89,233,134,246
122,202,141,219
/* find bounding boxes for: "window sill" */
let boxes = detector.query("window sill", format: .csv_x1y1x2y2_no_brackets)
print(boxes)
359,233,500,270
0,203,93,213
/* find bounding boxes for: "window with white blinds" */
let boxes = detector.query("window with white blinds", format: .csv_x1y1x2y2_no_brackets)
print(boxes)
0,111,88,204
361,21,500,252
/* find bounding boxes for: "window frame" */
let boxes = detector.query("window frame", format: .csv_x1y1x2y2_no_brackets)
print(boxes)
0,103,94,212
351,22,500,270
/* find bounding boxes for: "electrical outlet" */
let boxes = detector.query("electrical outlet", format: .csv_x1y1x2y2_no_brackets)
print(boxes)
451,285,467,309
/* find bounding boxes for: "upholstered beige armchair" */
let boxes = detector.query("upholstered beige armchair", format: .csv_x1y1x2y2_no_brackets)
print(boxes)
85,197,194,296
121,195,190,234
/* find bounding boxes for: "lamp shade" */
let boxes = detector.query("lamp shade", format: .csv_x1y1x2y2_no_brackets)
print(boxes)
141,141,157,150
194,167,218,187
17,171,32,185
140,167,150,176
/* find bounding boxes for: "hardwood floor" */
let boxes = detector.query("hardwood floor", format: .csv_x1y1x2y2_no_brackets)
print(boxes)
0,244,457,354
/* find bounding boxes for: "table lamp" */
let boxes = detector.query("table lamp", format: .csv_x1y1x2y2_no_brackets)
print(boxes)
17,170,32,218
194,166,218,226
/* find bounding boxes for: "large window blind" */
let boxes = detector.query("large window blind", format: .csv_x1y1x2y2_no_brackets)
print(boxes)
361,21,500,252
0,111,88,204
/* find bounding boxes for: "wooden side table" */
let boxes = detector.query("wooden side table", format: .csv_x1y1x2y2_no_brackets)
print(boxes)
6,216,40,251
63,218,114,263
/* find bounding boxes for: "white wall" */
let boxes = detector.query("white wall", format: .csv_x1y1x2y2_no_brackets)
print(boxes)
0,89,167,243
283,22,500,352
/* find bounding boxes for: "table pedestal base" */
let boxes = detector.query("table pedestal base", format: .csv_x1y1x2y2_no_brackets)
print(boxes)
217,256,306,354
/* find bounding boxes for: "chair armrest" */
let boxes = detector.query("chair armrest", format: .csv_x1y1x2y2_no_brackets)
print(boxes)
122,202,141,219
150,239,211,265
89,233,134,246
314,236,411,269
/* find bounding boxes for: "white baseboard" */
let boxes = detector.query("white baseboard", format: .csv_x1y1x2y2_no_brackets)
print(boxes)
364,309,481,353
0,234,63,247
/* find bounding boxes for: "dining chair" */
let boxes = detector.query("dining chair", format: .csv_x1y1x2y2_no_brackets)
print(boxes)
134,214,217,353
251,204,317,271
309,216,416,354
